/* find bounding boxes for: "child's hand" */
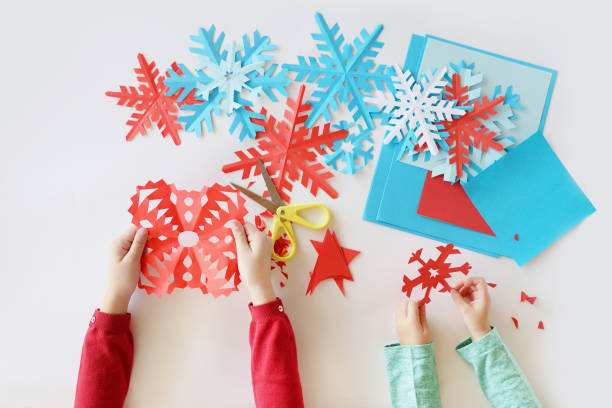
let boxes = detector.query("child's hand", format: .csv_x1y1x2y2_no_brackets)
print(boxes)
451,277,491,341
395,300,432,345
101,225,148,314
229,220,275,306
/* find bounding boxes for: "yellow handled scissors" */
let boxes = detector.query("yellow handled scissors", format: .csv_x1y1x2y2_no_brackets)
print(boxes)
231,159,331,261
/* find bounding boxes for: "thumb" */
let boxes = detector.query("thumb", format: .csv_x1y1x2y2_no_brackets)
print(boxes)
125,228,148,262
451,288,471,312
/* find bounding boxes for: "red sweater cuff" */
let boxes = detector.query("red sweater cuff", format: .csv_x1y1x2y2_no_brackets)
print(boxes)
248,298,286,320
89,309,131,333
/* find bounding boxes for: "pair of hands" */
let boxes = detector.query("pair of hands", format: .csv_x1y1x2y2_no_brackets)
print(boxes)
102,221,274,314
395,278,492,345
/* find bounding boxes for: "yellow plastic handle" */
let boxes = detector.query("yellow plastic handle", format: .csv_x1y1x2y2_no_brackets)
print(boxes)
271,216,297,261
276,203,331,230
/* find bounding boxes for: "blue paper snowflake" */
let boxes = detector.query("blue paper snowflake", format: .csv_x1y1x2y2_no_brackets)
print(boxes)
282,12,393,130
165,27,290,140
323,121,374,174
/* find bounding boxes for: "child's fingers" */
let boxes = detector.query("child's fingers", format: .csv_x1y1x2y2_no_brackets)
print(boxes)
112,225,138,261
125,228,148,262
406,300,422,329
229,220,250,254
418,303,428,325
451,288,470,312
243,222,264,250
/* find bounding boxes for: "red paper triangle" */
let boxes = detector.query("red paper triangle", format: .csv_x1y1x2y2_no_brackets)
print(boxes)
417,172,495,236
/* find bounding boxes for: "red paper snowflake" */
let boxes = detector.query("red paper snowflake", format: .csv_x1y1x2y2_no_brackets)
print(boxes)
402,243,471,305
437,73,506,180
106,53,199,145
128,180,247,296
222,85,348,201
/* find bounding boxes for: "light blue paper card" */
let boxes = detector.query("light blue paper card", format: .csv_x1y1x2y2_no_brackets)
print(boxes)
463,131,595,265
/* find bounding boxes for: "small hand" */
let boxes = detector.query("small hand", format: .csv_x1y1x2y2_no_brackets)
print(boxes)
101,225,148,314
451,277,491,341
395,300,432,346
229,220,275,306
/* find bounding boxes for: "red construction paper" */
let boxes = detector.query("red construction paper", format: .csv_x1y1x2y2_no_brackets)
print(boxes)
106,54,199,145
520,291,537,304
306,230,360,296
417,171,495,236
538,321,544,330
514,233,519,241
128,180,247,296
511,317,519,329
222,85,348,201
402,243,471,306
487,282,497,288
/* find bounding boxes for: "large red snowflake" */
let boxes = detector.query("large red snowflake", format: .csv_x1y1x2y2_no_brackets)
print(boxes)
128,180,247,296
437,73,506,180
106,53,198,145
222,84,348,201
402,243,471,305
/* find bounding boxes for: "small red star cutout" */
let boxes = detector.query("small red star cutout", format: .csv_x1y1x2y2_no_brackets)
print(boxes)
306,230,360,296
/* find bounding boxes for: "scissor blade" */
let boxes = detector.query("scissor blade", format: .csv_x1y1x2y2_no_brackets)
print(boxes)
231,183,278,213
257,159,286,206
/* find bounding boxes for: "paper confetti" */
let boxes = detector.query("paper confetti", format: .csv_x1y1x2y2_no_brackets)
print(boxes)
511,317,519,329
165,27,289,140
222,85,348,201
520,291,537,305
128,180,247,296
283,12,392,129
538,321,544,330
402,243,471,305
306,229,360,295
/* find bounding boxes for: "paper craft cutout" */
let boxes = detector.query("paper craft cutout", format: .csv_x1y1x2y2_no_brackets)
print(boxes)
538,321,544,330
520,291,537,304
306,229,360,296
128,180,247,296
402,243,471,306
514,234,519,241
365,64,465,155
417,171,495,235
106,54,200,145
165,27,289,140
222,85,348,201
487,282,497,288
424,62,522,183
283,12,392,129
511,317,519,329
324,122,374,174
463,131,596,265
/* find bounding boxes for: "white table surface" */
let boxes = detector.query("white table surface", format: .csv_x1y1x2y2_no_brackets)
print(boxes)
1,0,610,406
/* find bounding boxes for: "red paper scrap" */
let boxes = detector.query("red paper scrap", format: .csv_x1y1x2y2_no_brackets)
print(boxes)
254,214,290,285
402,243,471,306
520,291,537,304
106,54,199,145
511,317,519,329
514,233,519,241
222,85,348,201
128,180,246,296
538,321,545,330
487,282,497,288
306,230,360,296
417,171,495,236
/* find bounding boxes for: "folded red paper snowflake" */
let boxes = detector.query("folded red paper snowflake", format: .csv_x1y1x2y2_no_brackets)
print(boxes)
128,180,247,296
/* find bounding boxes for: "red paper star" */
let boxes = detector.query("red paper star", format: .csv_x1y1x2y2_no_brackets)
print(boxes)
306,230,360,296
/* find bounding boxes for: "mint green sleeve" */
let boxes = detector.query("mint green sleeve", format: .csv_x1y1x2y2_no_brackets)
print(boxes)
456,328,541,408
383,343,442,408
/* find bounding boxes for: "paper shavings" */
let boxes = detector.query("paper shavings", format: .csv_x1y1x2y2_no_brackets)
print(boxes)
323,122,374,174
106,54,200,145
401,243,471,305
222,85,348,201
520,291,537,304
365,64,465,155
165,27,289,140
128,180,247,296
283,12,392,129
306,229,360,296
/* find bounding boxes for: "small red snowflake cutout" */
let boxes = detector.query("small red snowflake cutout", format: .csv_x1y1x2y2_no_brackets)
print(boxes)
222,84,348,201
128,180,247,296
402,243,471,306
106,53,199,145
307,229,360,296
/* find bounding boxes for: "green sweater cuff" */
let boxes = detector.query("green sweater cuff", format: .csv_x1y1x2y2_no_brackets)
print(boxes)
384,342,434,360
455,327,501,360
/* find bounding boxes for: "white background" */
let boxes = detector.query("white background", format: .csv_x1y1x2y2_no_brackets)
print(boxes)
1,0,610,407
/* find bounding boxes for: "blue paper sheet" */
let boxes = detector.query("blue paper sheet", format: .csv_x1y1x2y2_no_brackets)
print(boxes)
463,132,595,265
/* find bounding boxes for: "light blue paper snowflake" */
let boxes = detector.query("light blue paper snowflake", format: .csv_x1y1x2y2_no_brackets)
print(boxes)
323,121,374,174
282,12,393,130
165,27,290,140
